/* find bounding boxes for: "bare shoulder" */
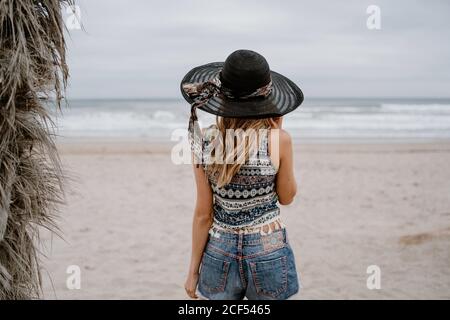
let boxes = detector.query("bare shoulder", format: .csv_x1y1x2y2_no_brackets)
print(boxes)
269,128,291,141
279,129,293,148
279,129,292,143
277,129,292,159
269,128,292,164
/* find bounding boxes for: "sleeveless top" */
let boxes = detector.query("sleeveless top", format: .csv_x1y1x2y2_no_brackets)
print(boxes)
201,125,284,237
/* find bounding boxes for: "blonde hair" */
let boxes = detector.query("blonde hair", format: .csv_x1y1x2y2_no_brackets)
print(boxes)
204,116,273,187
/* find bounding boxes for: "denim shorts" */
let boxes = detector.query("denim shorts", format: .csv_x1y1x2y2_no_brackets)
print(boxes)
198,228,300,300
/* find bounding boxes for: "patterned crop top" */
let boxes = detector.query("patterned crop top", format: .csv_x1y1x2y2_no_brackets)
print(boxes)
202,125,284,236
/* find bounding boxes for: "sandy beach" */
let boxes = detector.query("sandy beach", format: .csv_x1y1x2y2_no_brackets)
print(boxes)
40,139,450,299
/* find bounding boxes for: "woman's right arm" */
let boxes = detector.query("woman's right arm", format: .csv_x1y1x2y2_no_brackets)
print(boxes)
275,129,297,205
184,159,213,299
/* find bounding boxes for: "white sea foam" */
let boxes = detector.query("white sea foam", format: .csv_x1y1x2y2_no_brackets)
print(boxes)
53,99,450,140
381,103,450,113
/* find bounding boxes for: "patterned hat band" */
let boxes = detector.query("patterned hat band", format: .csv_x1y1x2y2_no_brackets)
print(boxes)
223,79,273,100
182,71,273,112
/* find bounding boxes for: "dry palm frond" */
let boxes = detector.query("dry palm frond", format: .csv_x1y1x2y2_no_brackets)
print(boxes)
0,0,72,299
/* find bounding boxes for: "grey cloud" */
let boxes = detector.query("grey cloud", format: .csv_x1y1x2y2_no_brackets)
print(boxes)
65,0,450,98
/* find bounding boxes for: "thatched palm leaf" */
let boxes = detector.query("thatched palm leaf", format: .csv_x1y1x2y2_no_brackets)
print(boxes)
0,0,71,299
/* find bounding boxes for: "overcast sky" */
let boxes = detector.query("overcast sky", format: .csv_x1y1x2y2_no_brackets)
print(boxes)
64,0,450,99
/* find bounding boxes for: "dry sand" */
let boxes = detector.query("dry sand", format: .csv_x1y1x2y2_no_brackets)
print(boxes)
40,139,450,299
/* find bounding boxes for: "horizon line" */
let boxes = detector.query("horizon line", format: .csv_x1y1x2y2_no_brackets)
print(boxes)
62,96,450,101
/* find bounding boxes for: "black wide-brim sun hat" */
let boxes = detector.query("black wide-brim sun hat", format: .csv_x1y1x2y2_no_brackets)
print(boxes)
180,50,304,119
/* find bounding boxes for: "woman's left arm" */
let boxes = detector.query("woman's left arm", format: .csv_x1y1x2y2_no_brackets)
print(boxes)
184,162,213,299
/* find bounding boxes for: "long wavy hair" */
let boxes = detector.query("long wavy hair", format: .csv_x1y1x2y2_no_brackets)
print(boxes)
204,117,273,187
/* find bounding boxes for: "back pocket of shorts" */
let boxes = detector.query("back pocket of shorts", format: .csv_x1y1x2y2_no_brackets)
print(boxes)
250,256,287,298
199,252,230,293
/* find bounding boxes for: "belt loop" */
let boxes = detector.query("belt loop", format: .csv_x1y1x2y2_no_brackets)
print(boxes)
237,232,244,256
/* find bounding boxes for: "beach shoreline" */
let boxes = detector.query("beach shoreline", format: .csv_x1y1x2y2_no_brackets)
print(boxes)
41,139,450,299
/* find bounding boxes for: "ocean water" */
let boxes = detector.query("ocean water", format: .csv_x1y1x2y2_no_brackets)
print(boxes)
52,98,450,141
